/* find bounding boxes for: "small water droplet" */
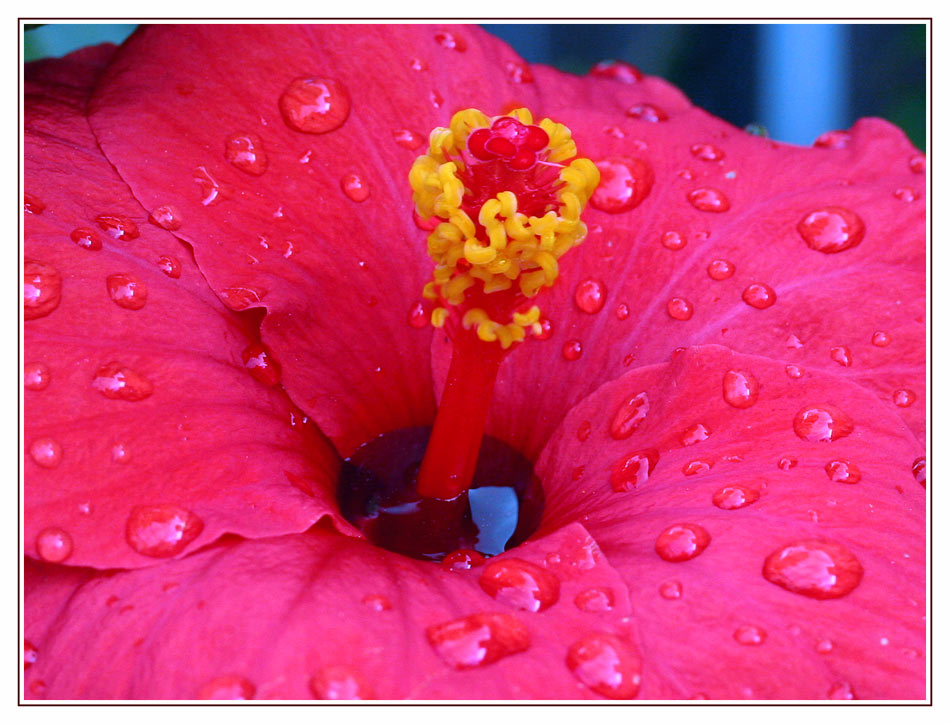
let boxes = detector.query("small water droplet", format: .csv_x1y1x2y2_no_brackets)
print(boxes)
24,193,46,214
666,297,693,321
610,391,650,440
869,330,892,348
576,420,592,441
95,214,139,241
24,639,38,669
310,666,372,700
530,317,552,341
198,675,255,700
106,273,148,310
680,423,710,446
655,523,711,562
220,286,265,310
626,103,668,122
784,365,803,381
829,346,852,367
574,278,607,314
111,443,132,464
816,639,833,654
279,77,350,134
441,549,486,571
797,207,865,253
152,257,181,281
659,580,682,599
562,339,583,361
125,505,204,557
590,157,654,213
733,625,767,646
707,259,735,280
893,187,919,203
35,527,73,562
893,389,916,407
242,343,281,386
24,362,51,391
478,558,560,612
713,485,760,510
392,128,424,150
407,301,428,329
742,283,776,309
574,587,615,612
722,369,759,409
360,593,392,611
504,60,533,83
426,613,530,669
29,438,62,469
70,227,102,250
909,154,925,174
603,125,624,138
786,332,804,348
825,459,861,484
691,143,725,161
814,130,850,149
434,29,466,51
661,230,686,250
763,540,863,599
828,681,856,700
687,187,730,212
614,303,630,320
428,89,444,109
409,57,428,71
683,459,712,476
610,449,659,492
24,260,62,320
225,132,268,175
589,59,643,83
92,362,153,401
778,456,798,470
566,633,642,699
622,353,636,366
913,457,926,486
340,173,370,203
148,205,182,230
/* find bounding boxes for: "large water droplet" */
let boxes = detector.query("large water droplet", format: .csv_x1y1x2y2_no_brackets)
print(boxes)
95,214,139,241
893,187,919,203
797,207,865,253
626,103,668,122
575,278,607,314
590,157,654,214
92,362,153,401
610,391,650,440
148,205,182,230
742,283,776,309
478,558,560,612
35,527,73,562
610,449,659,492
722,369,759,409
310,666,372,700
24,260,62,320
29,438,62,469
70,227,102,250
574,587,615,613
225,132,268,175
733,625,767,646
279,77,350,134
691,143,725,161
655,523,711,562
825,459,861,484
666,297,693,321
426,613,530,669
106,273,148,310
24,362,51,391
687,187,730,212
340,173,370,202
566,633,642,699
198,675,255,700
589,59,643,83
242,343,281,386
125,505,204,557
562,339,583,361
713,485,760,510
707,259,735,280
680,423,710,446
763,540,863,599
434,29,466,51
793,405,854,442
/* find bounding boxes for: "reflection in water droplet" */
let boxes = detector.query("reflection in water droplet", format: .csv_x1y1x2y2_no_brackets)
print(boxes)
148,205,182,230
908,154,925,173
825,459,861,484
533,317,553,341
125,505,204,557
198,675,255,700
814,130,850,149
106,274,148,310
574,278,607,315
816,639,833,654
426,613,530,669
707,259,735,280
763,539,863,599
29,438,62,469
157,256,182,278
713,485,760,510
610,449,659,492
566,633,642,699
590,157,654,213
655,523,711,562
733,625,767,646
893,187,919,203
667,297,693,321
562,340,583,361
242,343,281,386
24,193,46,214
225,132,268,176
574,587,615,612
92,362,153,401
626,103,668,122
35,527,73,562
610,391,650,440
220,286,265,310
687,187,730,212
659,580,682,599
95,214,140,241
893,389,916,407
279,77,350,134
680,423,710,446
722,369,759,409
742,283,776,309
478,558,560,612
407,301,428,329
24,362,51,391
442,549,486,571
797,207,865,253
70,227,103,250
24,260,62,320
793,405,854,442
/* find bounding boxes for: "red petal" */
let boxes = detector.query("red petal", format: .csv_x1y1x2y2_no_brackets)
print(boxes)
535,346,925,699
25,49,345,569
25,523,640,700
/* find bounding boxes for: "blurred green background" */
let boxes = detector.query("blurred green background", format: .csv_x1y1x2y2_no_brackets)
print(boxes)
23,22,926,150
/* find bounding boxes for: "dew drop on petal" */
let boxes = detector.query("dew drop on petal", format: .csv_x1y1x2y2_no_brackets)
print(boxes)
426,613,530,669
24,362,51,391
909,154,925,174
24,193,46,214
575,278,607,314
148,205,182,230
566,633,642,699
778,456,798,471
893,389,916,407
870,330,891,347
434,29,466,51
198,675,255,700
242,343,281,386
610,449,659,492
722,369,759,409
661,231,686,250
410,57,427,71
680,423,710,446
688,187,730,212
24,640,38,669
763,540,863,599
816,639,833,654
667,297,693,320
707,258,735,280
659,580,682,599
106,274,148,310
442,549,486,571
111,443,131,464
590,157,654,213
92,362,153,401
429,89,444,109
793,405,854,442
797,207,865,253
70,227,102,250
913,457,926,486
193,166,230,206
576,420,592,442
531,317,552,341
361,594,392,611
24,260,62,320
786,365,803,379
786,334,804,349
224,132,268,176
220,286,265,310
589,59,643,83
713,485,760,510
279,77,350,134
626,103,668,122
392,128,424,150
562,340,583,361
814,130,850,149
95,214,139,241
893,187,919,203
733,625,767,646
35,527,73,562
157,255,182,278
683,459,712,476
615,303,629,320
610,391,650,440
407,301,428,328
504,60,533,83
125,505,204,558
310,666,372,700
742,283,776,309
830,346,852,367
340,173,370,203
655,523,711,562
478,558,560,612
828,681,856,700
825,459,861,484
574,587,615,612
691,143,725,161
29,438,62,469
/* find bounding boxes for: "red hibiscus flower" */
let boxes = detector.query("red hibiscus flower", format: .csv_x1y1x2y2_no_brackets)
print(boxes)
23,25,926,701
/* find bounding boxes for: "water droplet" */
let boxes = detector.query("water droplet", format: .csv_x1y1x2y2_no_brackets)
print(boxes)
610,391,650,440
913,457,926,486
310,666,372,700
816,639,833,654
659,580,682,599
157,255,182,278
24,639,38,669
797,207,865,253
893,389,916,407
574,587,615,612
626,103,668,122
70,227,102,250
35,527,73,562
148,205,182,231
392,128,424,150
361,593,392,611
279,77,350,134
722,369,759,409
426,613,530,669
603,125,624,139
429,89,443,109
615,303,630,320
434,29,466,51
733,625,767,646
622,353,636,366
655,523,711,562
742,283,776,309
909,154,925,174
590,157,654,213
683,459,712,476
610,449,659,492
225,132,268,175
690,143,725,161
220,286,265,310
589,59,643,83
125,505,204,557
713,484,760,510
478,558,560,612
95,214,139,241
566,633,642,699
680,423,710,446
786,364,803,379
828,681,856,700
29,438,62,469
793,405,854,442
111,443,131,464
893,187,919,203
763,539,863,599
825,459,861,484
576,420,592,441
407,301,428,329
533,317,553,340
24,362,51,391
441,549,486,571
504,60,533,83
707,259,735,280
106,273,148,310
23,260,62,320
571,465,585,482
687,187,730,212
24,193,46,214
661,231,686,250
242,343,281,386
868,331,892,348
339,173,370,203
574,278,607,314
666,297,693,321
828,346,852,367
778,456,798,470
814,130,850,149
562,339,583,361
92,362,153,401
198,675,255,700
410,57,428,71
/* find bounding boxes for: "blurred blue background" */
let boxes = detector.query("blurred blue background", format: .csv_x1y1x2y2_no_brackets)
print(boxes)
23,23,925,149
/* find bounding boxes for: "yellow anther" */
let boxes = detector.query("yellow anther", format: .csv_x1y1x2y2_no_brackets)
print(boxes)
464,238,497,265
513,306,541,326
431,307,449,327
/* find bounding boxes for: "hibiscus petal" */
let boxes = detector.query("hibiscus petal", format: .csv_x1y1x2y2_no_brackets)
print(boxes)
25,48,344,569
535,345,925,699
25,522,644,700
